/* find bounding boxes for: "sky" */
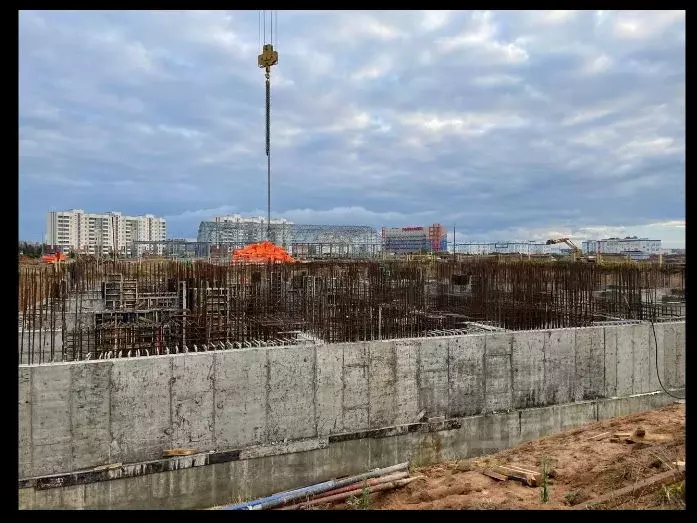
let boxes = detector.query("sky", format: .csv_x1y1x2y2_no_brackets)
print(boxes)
19,10,686,248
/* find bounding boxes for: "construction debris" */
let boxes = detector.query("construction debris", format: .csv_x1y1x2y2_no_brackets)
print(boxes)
481,469,508,482
490,465,542,487
572,469,685,510
610,428,671,444
371,403,685,510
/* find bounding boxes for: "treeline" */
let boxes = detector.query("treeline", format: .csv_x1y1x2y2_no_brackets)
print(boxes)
18,242,48,258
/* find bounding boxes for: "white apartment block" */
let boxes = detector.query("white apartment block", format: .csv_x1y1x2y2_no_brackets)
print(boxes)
46,209,167,256
582,237,662,255
455,242,562,255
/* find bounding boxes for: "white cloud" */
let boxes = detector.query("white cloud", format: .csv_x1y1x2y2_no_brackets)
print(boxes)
18,10,685,245
580,53,613,75
421,10,452,31
438,11,529,64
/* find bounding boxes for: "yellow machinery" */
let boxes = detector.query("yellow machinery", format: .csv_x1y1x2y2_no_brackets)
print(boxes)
546,238,589,262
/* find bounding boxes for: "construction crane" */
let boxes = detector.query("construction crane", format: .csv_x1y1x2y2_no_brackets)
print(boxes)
258,10,279,242
546,238,584,261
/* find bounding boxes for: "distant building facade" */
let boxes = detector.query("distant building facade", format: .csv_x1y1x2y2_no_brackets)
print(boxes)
382,224,447,254
454,242,562,255
582,237,662,255
46,209,166,256
197,215,293,248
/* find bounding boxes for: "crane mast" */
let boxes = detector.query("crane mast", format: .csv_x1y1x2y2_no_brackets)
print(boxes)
258,11,278,242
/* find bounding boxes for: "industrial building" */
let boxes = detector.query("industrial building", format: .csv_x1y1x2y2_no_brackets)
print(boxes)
289,224,381,258
582,237,662,256
382,224,447,254
453,241,563,255
197,215,293,249
46,209,166,256
197,216,380,259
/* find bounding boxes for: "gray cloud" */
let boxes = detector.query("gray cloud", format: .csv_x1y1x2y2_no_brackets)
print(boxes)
19,10,685,246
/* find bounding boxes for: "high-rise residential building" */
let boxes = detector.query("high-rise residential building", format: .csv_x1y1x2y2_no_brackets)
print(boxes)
46,209,167,256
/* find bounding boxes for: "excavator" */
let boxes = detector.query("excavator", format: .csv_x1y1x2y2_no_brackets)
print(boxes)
546,238,597,263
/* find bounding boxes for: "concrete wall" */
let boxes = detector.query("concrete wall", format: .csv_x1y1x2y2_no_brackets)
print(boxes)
19,321,685,482
19,391,679,509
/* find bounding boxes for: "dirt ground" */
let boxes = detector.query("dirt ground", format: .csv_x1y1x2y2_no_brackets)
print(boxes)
366,402,685,510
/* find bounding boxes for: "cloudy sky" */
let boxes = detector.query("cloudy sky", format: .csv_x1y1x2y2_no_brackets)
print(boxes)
19,10,685,247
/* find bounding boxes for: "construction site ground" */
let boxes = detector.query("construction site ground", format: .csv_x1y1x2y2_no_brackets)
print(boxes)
366,402,685,510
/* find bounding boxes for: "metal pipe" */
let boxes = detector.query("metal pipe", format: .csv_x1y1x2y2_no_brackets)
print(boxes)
279,471,409,509
281,475,422,510
222,462,409,510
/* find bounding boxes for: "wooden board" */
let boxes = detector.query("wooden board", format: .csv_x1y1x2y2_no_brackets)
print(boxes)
492,465,540,487
163,449,197,457
481,469,508,481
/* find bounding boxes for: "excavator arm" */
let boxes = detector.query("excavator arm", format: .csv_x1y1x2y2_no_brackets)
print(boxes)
546,238,582,260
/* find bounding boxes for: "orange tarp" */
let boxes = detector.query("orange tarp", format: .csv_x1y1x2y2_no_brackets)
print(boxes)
40,252,67,264
232,241,294,263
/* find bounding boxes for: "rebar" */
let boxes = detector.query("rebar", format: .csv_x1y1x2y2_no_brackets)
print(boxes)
17,258,685,363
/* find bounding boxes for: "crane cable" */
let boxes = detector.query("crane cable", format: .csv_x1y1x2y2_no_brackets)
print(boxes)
258,10,277,240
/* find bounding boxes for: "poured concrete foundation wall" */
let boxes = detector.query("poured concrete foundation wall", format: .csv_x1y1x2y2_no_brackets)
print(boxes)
19,392,680,510
18,322,685,508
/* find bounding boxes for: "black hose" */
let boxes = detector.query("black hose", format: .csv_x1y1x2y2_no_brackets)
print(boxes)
651,319,685,400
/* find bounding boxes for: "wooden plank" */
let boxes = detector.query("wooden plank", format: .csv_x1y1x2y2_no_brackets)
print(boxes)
612,432,632,439
162,448,197,457
507,463,540,476
492,465,538,487
573,469,685,509
481,469,508,481
585,431,610,441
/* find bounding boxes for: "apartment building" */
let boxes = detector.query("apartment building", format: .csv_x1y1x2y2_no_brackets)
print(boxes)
46,209,167,256
582,237,662,255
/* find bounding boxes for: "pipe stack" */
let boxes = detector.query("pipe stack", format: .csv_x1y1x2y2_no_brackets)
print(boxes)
221,462,420,510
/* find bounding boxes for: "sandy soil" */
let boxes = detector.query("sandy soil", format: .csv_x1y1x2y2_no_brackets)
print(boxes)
365,402,685,510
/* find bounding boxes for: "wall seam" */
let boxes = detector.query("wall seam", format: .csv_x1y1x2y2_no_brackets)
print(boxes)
107,363,113,464
446,339,451,418
482,334,487,413
631,326,636,394
366,343,371,429
602,327,606,397
265,348,271,443
211,353,217,450
168,358,174,450
341,345,345,431
615,328,618,396
29,368,34,479
68,366,74,473
508,335,514,410
313,346,318,437
573,329,578,402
